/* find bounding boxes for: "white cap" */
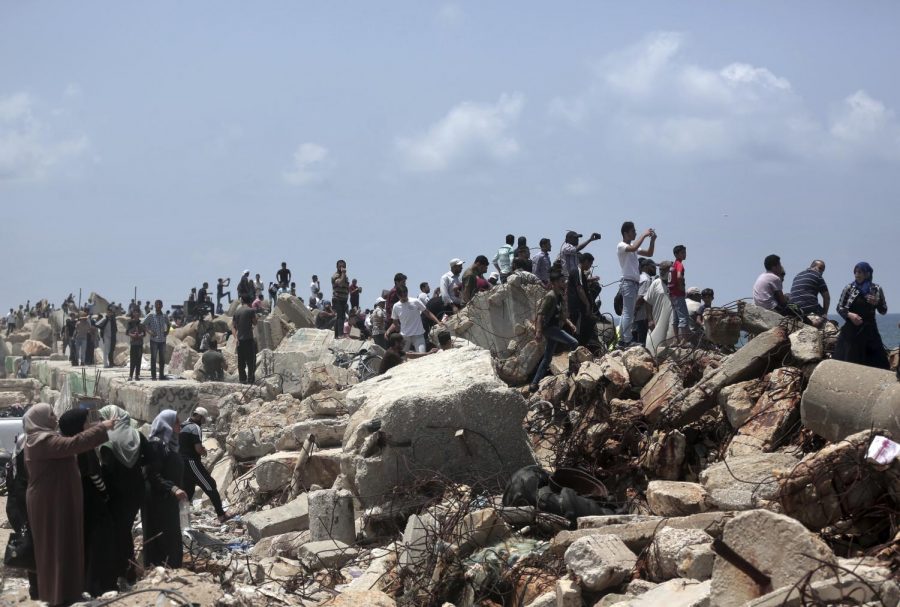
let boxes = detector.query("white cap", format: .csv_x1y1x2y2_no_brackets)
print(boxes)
243,269,250,275
449,258,464,267
193,407,209,419
375,297,386,305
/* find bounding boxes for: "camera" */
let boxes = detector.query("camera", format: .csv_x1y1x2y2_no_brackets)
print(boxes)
590,232,601,240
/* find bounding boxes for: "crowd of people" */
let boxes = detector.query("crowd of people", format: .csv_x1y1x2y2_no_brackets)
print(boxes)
6,404,228,605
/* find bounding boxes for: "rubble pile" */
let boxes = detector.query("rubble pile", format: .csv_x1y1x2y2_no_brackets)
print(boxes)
2,299,900,607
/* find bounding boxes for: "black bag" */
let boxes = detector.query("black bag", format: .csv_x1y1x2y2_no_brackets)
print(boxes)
613,288,624,316
4,524,35,570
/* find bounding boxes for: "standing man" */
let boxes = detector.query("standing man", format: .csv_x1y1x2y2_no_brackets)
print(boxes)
790,260,830,319
753,254,789,313
669,245,689,343
617,222,657,349
197,282,213,319
384,272,407,328
276,262,292,290
216,277,231,314
179,408,231,523
237,270,253,301
386,285,442,353
417,282,431,305
331,260,350,339
126,309,145,381
558,231,601,277
6,308,15,336
567,253,597,349
96,309,118,368
143,300,170,380
462,256,490,304
349,278,362,310
232,295,258,384
370,297,387,349
254,273,264,299
529,270,579,391
492,234,515,283
310,275,321,300
441,259,464,313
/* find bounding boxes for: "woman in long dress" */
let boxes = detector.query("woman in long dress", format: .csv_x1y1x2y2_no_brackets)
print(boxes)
141,409,187,569
97,405,146,587
58,409,117,597
834,261,890,369
24,403,114,606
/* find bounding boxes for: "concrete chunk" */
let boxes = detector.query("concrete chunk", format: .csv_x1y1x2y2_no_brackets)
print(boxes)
243,494,309,541
297,539,359,571
564,534,637,592
646,481,708,517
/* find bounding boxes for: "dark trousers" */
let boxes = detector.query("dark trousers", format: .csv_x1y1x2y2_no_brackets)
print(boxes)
107,336,117,367
129,344,143,379
237,338,257,384
531,326,579,388
373,333,387,349
149,340,166,379
333,298,348,338
633,319,649,345
182,458,226,517
5,324,13,336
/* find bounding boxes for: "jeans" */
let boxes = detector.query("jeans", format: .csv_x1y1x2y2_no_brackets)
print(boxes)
237,338,257,384
129,344,143,379
76,337,87,365
618,279,639,346
670,296,690,329
403,333,427,353
149,340,166,379
530,326,579,387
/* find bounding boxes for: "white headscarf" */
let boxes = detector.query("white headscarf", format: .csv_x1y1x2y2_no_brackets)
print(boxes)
99,405,141,468
150,409,179,452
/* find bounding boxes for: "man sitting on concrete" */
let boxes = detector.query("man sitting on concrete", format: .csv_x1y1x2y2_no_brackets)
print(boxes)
753,254,789,314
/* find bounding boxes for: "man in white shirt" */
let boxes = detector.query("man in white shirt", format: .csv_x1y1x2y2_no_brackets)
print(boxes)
386,285,442,353
753,254,789,313
617,221,656,348
492,234,515,283
441,258,464,313
418,282,431,306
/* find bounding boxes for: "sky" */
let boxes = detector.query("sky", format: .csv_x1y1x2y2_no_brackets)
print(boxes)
2,2,900,318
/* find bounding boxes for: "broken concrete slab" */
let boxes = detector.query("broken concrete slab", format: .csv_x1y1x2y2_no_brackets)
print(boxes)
275,293,315,329
243,494,309,541
640,362,683,422
727,367,802,456
710,509,837,607
717,379,764,429
308,488,355,545
621,347,657,388
298,539,359,570
788,326,823,364
342,344,536,508
647,526,712,581
646,481,709,517
22,339,51,357
801,359,900,442
564,534,637,592
276,416,349,450
700,452,800,503
620,579,711,607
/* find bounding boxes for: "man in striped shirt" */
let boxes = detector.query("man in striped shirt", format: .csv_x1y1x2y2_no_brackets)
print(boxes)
143,299,170,380
789,260,830,317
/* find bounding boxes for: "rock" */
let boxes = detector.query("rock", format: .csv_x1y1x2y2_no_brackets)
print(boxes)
308,489,355,545
347,546,398,592
275,294,315,329
549,352,570,376
298,361,357,399
455,508,511,557
564,534,637,592
320,591,396,607
727,367,802,456
710,510,836,607
167,344,199,378
22,339,51,357
647,527,712,581
303,390,347,416
717,379,763,429
342,344,536,508
621,579,711,607
639,430,685,481
436,279,547,383
29,319,53,347
208,456,234,501
739,303,794,334
271,329,338,396
399,512,439,569
700,452,800,503
574,360,603,392
243,494,309,541
523,592,555,607
646,481,708,517
598,354,630,400
552,511,731,556
801,359,900,442
789,326,823,364
640,362,683,422
555,578,581,607
254,448,346,493
225,394,314,460
677,543,716,581
706,489,754,511
625,579,658,596
297,539,359,571
621,348,657,388
277,416,349,450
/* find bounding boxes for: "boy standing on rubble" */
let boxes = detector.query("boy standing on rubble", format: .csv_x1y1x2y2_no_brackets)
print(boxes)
529,270,579,392
669,245,689,343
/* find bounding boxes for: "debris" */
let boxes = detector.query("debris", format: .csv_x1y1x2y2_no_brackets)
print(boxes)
564,534,637,591
243,494,310,541
646,481,709,517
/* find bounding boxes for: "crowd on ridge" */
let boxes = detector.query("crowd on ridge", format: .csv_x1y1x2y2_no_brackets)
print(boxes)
1,224,895,605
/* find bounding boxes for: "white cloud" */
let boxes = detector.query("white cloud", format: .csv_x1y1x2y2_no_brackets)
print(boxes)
564,177,595,197
436,3,463,27
602,32,683,99
283,142,330,185
827,90,900,160
396,93,524,172
0,91,90,182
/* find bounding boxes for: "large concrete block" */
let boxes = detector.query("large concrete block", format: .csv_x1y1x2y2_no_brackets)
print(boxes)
564,534,637,592
727,367,802,456
801,359,900,442
342,345,537,507
272,329,336,395
244,494,309,541
276,294,315,329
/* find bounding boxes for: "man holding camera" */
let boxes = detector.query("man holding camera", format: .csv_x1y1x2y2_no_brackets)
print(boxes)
617,222,657,349
558,231,601,276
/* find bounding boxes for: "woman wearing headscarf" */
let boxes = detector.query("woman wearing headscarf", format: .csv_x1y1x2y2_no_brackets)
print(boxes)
23,403,115,607
141,409,187,569
5,434,39,599
834,262,890,369
97,405,146,587
58,409,117,597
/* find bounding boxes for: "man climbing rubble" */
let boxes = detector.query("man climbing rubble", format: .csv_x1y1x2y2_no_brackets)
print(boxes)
529,270,579,392
179,407,232,523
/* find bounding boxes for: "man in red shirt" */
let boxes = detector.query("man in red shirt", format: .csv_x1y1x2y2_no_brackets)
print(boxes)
669,244,689,343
